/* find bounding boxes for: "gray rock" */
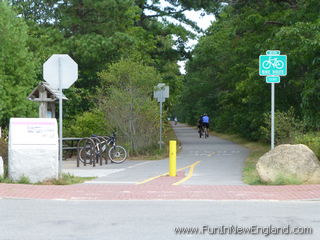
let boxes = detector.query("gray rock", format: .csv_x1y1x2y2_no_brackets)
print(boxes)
256,144,320,184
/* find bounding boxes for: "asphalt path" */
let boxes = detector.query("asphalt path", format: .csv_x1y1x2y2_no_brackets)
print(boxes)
1,199,318,240
173,123,248,185
63,123,249,185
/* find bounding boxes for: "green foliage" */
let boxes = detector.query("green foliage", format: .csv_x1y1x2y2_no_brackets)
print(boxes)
58,0,139,36
0,175,30,184
265,174,303,186
64,109,110,138
0,176,13,184
0,2,38,127
0,173,95,185
0,137,8,178
260,107,304,144
0,138,8,167
294,133,320,159
99,59,162,154
7,0,187,128
10,0,58,24
178,0,320,142
17,175,31,184
44,173,95,185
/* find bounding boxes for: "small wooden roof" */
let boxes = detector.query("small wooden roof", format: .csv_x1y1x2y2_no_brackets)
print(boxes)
28,81,68,102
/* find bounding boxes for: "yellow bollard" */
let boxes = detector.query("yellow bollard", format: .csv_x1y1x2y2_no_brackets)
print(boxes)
169,140,177,177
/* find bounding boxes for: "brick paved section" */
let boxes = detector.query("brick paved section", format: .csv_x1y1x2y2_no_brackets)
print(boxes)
1,181,320,201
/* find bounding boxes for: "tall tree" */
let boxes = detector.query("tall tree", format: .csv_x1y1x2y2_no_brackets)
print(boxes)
0,2,37,128
179,0,320,140
99,59,162,154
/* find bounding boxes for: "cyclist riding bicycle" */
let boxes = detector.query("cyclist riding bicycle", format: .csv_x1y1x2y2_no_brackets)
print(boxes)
199,113,209,138
202,113,210,130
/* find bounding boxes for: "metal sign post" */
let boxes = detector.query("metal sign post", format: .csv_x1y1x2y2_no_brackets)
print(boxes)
43,54,78,177
271,83,275,149
154,83,169,150
259,50,287,149
58,58,63,177
159,90,163,150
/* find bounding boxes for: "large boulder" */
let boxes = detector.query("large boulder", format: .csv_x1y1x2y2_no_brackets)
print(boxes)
256,144,320,184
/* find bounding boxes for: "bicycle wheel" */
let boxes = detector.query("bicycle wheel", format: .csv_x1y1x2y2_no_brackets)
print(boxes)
78,138,95,165
204,127,209,138
199,129,202,138
108,145,127,163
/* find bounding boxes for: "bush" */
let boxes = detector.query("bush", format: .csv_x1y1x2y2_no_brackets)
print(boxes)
260,107,304,144
64,109,112,138
0,137,8,176
294,132,320,159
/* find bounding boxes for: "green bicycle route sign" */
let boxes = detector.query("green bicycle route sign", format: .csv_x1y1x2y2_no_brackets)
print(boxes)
259,52,287,76
259,50,288,151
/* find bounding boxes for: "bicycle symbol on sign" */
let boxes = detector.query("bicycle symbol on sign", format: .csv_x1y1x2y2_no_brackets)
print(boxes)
262,57,284,69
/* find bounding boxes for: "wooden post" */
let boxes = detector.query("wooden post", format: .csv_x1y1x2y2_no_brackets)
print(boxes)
39,85,48,118
51,102,56,118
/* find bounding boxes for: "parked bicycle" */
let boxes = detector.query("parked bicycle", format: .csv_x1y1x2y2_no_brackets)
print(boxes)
106,133,127,164
77,133,127,167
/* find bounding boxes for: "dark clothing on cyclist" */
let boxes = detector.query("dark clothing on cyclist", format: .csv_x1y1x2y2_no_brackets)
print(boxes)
198,116,203,131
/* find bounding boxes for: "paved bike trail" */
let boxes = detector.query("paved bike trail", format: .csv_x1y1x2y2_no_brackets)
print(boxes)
62,123,248,185
173,124,248,185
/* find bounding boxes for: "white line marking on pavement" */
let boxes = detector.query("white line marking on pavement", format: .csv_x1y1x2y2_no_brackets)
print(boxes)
84,181,137,184
126,161,153,169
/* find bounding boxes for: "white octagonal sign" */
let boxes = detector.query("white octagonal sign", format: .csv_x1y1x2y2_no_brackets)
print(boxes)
43,54,78,89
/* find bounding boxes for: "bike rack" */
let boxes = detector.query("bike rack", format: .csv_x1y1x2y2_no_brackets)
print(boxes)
97,136,110,165
77,137,96,167
76,134,127,167
91,137,103,166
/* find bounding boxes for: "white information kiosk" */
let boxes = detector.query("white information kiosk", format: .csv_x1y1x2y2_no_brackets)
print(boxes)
8,118,58,183
0,156,3,178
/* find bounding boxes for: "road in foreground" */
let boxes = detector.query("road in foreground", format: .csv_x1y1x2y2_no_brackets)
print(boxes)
0,199,318,240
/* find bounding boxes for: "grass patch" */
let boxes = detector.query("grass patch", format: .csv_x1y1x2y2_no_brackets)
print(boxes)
210,131,269,185
0,175,31,184
18,176,31,184
37,173,96,185
0,173,95,185
266,174,303,185
0,175,14,183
